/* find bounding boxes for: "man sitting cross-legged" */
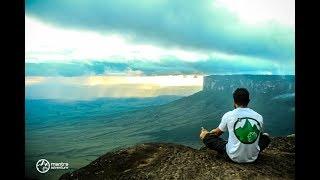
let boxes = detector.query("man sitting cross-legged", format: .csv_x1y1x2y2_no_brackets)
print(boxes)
199,88,271,163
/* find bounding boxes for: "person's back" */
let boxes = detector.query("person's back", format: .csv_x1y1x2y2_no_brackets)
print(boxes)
220,107,263,163
199,88,270,163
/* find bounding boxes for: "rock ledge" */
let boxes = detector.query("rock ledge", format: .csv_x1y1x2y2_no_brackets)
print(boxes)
60,136,295,180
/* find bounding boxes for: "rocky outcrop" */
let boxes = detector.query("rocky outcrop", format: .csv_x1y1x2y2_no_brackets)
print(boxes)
60,136,295,180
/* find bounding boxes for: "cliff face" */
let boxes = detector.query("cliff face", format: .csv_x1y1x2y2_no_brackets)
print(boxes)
203,75,295,94
60,136,295,180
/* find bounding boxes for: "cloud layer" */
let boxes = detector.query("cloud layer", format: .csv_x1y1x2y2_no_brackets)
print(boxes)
26,0,294,63
26,58,293,77
25,0,295,99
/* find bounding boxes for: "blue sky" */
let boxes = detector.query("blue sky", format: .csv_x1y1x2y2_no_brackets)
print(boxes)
25,0,294,99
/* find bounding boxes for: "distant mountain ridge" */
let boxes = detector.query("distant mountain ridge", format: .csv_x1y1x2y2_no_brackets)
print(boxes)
203,75,295,94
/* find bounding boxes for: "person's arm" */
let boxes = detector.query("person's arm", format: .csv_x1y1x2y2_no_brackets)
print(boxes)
200,113,229,139
209,127,224,137
259,115,264,133
210,113,229,137
199,127,223,140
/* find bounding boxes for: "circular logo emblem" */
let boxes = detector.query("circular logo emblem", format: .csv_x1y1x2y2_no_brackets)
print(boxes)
234,117,261,144
36,159,50,173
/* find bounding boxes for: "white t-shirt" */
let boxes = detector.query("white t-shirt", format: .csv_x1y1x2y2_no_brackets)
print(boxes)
218,107,263,163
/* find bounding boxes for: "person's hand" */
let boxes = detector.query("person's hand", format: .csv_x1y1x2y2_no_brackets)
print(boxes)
210,128,218,134
210,128,223,137
200,127,209,140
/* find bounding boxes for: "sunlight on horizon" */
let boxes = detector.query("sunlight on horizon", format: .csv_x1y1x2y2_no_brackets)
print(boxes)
26,74,203,87
25,75,204,99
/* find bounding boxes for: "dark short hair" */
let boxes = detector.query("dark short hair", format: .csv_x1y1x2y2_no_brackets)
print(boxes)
233,88,250,106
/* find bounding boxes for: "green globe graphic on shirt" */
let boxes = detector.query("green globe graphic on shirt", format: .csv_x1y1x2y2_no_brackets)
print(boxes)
234,118,261,144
